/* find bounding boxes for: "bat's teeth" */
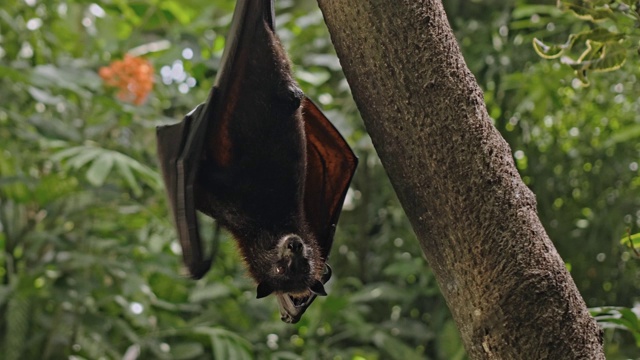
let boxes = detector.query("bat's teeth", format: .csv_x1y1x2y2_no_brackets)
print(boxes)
290,294,310,308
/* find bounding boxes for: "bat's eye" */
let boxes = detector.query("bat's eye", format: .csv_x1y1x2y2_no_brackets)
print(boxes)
275,265,285,275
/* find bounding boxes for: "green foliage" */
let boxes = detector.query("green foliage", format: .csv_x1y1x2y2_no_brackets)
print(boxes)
1,0,639,359
591,307,640,347
0,0,444,358
621,231,640,254
533,0,640,85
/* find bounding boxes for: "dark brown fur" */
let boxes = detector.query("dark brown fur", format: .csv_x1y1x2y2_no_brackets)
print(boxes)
196,19,324,294
156,0,357,323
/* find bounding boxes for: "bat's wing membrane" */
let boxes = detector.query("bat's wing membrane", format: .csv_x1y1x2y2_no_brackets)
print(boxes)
275,101,356,324
156,100,216,279
302,98,358,261
155,0,273,280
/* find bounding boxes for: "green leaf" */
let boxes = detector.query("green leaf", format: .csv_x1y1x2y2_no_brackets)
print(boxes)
53,145,161,194
558,0,614,21
590,306,640,346
189,283,232,303
170,343,205,360
85,153,115,187
582,28,625,43
61,148,103,170
27,86,64,105
576,41,626,72
160,1,196,25
372,331,424,360
533,38,566,59
620,232,640,247
115,158,142,196
296,69,331,86
193,327,252,360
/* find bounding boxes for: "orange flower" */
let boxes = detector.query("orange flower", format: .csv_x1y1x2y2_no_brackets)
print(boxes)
99,54,154,105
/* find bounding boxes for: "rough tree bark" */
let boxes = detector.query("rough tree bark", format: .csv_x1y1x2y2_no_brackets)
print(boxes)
316,0,605,358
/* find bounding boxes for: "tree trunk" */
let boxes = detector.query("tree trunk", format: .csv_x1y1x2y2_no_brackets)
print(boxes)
317,0,605,358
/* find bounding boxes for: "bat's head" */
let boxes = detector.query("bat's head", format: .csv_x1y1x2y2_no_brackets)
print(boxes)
254,234,331,323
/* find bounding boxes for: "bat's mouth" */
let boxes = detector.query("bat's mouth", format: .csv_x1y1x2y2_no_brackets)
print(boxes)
276,264,332,324
277,293,314,324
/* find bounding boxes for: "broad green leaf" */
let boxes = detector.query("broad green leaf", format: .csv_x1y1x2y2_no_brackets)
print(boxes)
170,343,205,360
63,148,103,170
115,158,143,196
194,327,252,360
51,146,87,162
86,153,115,186
590,307,640,345
27,86,64,105
27,116,82,142
53,146,161,194
30,65,91,97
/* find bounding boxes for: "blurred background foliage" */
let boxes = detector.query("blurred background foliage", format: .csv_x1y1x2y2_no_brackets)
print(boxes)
0,0,638,359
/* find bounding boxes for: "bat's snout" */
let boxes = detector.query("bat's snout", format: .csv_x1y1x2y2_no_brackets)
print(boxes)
285,235,303,254
278,234,306,258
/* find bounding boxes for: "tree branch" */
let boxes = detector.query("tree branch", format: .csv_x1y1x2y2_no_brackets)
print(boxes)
317,0,604,358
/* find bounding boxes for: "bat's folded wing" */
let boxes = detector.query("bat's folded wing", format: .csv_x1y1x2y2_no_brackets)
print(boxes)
156,102,213,279
302,97,358,261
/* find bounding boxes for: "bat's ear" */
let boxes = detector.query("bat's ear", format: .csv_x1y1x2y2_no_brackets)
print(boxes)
309,280,327,296
256,282,274,299
322,264,332,283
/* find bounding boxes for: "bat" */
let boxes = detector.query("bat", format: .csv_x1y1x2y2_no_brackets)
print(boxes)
155,0,357,323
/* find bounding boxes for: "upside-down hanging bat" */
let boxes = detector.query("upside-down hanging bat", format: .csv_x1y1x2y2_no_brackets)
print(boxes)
155,0,357,323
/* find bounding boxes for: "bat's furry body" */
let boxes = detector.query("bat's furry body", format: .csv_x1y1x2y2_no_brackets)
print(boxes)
196,16,325,294
156,0,357,323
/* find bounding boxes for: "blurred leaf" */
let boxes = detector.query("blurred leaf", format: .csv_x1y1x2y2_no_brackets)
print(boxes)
372,331,423,360
0,285,12,307
194,327,252,360
590,307,640,346
53,145,162,195
170,342,205,360
160,1,197,25
4,292,31,360
620,232,640,250
86,153,115,186
533,38,566,59
296,68,331,86
189,283,233,303
27,86,65,104
558,0,614,21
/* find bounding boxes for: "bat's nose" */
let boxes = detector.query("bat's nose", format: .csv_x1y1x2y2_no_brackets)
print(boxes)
284,235,303,254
